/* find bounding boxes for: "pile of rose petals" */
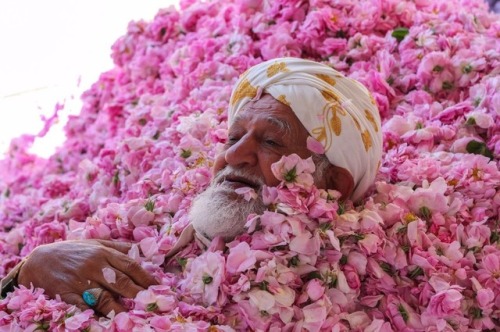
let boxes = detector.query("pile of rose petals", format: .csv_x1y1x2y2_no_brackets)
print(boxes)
1,0,499,330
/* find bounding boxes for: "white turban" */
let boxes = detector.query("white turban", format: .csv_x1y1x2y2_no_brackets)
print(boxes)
228,57,383,201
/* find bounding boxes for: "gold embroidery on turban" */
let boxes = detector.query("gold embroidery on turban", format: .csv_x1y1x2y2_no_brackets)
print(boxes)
277,95,290,107
369,93,377,105
267,62,289,77
316,74,336,86
320,89,339,103
230,79,257,105
354,116,362,131
364,109,378,132
361,130,372,151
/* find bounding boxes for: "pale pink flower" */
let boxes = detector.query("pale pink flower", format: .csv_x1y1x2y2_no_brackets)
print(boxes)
248,289,275,312
302,301,327,332
181,251,225,305
306,279,325,301
358,234,381,255
424,276,464,318
226,241,257,274
102,267,116,284
234,187,257,201
477,253,500,288
271,154,315,189
386,295,424,330
63,310,93,330
289,231,320,256
306,136,325,154
134,286,177,312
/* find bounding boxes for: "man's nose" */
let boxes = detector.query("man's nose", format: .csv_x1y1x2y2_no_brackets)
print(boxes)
224,136,258,167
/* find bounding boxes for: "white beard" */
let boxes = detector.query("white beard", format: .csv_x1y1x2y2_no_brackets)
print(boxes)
189,157,331,241
189,181,266,241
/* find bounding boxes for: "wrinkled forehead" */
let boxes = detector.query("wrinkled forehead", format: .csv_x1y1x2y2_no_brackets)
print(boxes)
229,94,307,136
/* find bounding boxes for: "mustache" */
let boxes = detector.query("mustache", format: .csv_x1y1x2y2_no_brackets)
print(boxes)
212,167,265,190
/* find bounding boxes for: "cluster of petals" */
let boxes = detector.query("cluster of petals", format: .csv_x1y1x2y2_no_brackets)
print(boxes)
0,0,499,330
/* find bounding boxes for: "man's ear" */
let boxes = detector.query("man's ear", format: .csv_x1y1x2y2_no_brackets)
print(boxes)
325,165,354,200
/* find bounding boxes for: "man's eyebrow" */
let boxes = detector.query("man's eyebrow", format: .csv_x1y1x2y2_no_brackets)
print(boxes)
265,116,292,135
231,114,292,135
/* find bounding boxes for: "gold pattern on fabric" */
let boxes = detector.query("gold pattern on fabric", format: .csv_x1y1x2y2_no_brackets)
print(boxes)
351,114,361,130
361,129,372,151
230,79,257,105
277,95,290,107
364,109,378,132
330,107,342,136
312,91,348,150
316,74,336,86
312,127,327,145
369,93,377,105
320,89,340,102
266,62,289,77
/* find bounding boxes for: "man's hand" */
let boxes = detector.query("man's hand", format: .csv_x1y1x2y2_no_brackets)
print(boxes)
17,240,157,316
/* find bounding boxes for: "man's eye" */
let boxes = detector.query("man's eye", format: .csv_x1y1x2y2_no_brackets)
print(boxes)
264,139,280,147
226,137,239,145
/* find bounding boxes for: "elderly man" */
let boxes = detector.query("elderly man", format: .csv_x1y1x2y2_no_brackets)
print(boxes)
1,58,382,316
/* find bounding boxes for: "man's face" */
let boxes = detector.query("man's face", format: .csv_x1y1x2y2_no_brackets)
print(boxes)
212,94,313,189
190,94,323,241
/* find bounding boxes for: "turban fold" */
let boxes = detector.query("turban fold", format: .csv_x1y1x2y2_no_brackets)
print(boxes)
228,57,383,201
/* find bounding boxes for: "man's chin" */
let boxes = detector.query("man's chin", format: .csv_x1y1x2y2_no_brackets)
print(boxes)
188,184,265,241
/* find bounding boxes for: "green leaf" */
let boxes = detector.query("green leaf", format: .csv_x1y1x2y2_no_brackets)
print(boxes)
288,256,300,267
490,231,499,244
304,271,323,282
466,117,476,125
147,303,159,312
113,171,120,186
442,81,454,90
398,304,409,322
259,280,269,291
337,202,346,215
462,64,473,73
466,140,493,159
380,262,393,274
319,223,332,232
392,27,409,42
144,199,155,212
469,307,483,319
284,166,297,182
432,65,444,73
408,266,424,280
419,206,432,220
202,274,213,284
176,257,188,269
181,149,192,159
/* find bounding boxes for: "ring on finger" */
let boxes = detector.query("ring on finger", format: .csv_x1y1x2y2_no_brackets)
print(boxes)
82,287,104,307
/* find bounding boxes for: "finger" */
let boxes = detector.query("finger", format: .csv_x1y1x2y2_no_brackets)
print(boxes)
64,293,93,313
106,253,158,288
64,290,126,316
94,240,134,254
101,268,145,299
94,289,127,316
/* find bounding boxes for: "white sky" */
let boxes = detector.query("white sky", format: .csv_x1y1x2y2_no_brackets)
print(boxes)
0,1,178,158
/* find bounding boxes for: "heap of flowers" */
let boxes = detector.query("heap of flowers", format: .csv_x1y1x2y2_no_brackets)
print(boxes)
0,0,499,330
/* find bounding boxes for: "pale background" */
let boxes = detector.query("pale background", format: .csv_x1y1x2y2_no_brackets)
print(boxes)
1,1,497,159
0,1,178,158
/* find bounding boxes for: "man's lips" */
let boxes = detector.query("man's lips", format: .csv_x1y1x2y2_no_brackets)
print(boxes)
218,175,259,189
